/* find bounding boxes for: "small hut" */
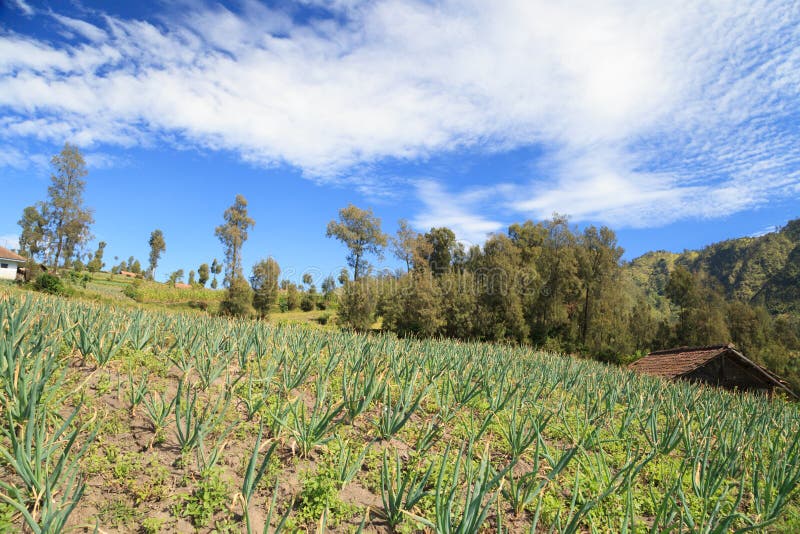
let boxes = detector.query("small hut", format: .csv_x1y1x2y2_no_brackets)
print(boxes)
629,344,796,398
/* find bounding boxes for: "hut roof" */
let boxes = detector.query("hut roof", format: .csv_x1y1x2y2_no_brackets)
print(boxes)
629,344,795,398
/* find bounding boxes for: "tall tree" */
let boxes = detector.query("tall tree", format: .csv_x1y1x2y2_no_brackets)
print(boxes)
251,257,281,317
148,230,166,280
391,219,418,272
215,194,255,286
198,263,210,286
577,226,624,345
17,203,48,259
46,143,94,268
424,227,458,276
326,204,387,280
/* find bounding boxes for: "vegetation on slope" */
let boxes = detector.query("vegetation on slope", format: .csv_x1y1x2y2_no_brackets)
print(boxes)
2,288,800,532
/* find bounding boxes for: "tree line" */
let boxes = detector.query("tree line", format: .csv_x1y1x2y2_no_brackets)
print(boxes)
324,204,800,391
13,144,800,390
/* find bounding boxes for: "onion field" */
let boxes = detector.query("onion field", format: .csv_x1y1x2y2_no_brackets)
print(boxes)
2,288,800,533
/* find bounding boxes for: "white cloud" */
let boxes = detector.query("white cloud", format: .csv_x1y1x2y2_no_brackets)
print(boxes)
412,180,505,245
9,0,34,16
0,1,798,229
0,146,48,171
50,13,108,43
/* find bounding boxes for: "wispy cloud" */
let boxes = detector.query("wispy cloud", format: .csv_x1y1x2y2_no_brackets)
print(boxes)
50,12,108,43
8,0,34,17
0,1,798,236
412,180,505,246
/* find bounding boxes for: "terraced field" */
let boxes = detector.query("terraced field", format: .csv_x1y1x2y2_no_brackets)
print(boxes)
1,287,799,532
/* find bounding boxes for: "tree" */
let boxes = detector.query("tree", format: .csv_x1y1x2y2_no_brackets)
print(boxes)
321,275,336,296
326,204,387,280
424,227,457,276
286,283,301,311
251,258,281,317
382,273,443,337
216,195,255,316
210,259,222,288
391,219,418,272
17,203,48,260
148,230,166,280
577,226,624,346
168,269,184,285
302,273,313,286
188,270,196,285
46,143,94,268
198,263,210,286
87,241,107,273
215,195,255,286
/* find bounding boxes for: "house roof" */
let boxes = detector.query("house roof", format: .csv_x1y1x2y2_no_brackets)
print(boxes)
629,344,796,398
0,246,25,262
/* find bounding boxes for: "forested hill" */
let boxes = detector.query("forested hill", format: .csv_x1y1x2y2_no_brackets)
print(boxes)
626,218,800,315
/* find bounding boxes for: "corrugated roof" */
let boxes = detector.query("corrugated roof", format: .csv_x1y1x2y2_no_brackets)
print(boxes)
0,246,25,262
629,344,732,379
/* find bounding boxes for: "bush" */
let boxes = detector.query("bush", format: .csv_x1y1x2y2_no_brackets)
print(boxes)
65,271,91,288
286,285,301,311
300,293,316,312
33,273,66,295
218,276,253,317
187,300,209,311
123,280,142,301
337,279,377,331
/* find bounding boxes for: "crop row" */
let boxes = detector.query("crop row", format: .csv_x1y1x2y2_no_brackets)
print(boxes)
1,288,799,532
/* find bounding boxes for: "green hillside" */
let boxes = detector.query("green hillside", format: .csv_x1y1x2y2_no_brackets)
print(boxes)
626,218,800,315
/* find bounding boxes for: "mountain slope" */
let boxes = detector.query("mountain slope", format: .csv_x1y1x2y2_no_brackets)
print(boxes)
627,218,800,315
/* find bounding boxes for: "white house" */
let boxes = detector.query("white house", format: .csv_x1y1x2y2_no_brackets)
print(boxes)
0,246,24,281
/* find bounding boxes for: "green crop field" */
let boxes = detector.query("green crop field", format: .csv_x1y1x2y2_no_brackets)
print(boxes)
2,287,800,533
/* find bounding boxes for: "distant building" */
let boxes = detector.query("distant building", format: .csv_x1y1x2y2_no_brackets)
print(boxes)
120,270,137,278
629,344,796,398
174,282,191,289
0,246,25,281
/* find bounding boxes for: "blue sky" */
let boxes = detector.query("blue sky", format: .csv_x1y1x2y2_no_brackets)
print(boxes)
1,0,798,283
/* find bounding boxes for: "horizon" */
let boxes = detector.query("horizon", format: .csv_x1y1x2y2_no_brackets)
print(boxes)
2,1,799,282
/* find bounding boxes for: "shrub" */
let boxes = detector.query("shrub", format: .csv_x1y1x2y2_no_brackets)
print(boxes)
286,284,301,310
65,270,91,288
33,273,65,295
300,293,316,312
187,300,209,311
337,279,377,331
123,280,142,301
218,276,253,317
